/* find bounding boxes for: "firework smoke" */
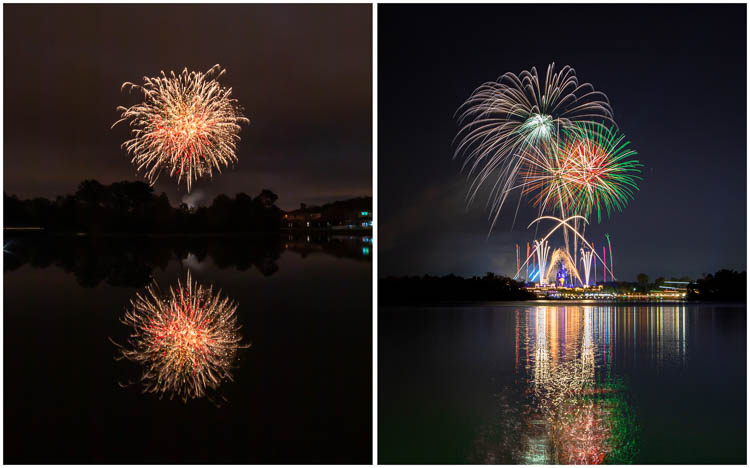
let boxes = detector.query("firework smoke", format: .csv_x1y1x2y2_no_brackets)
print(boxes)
113,64,249,192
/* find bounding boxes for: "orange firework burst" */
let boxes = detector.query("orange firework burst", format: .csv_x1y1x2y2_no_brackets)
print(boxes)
113,271,248,403
113,64,249,192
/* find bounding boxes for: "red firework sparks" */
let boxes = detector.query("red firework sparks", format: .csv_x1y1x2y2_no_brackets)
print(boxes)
114,271,248,402
113,65,249,192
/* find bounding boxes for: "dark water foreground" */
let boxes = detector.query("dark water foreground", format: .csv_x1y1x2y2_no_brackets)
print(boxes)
4,234,372,463
379,303,746,464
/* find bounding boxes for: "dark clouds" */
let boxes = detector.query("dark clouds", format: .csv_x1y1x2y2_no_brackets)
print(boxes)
4,4,371,210
378,4,746,281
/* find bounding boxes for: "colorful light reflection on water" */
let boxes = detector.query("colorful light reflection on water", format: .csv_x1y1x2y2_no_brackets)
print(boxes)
477,305,689,464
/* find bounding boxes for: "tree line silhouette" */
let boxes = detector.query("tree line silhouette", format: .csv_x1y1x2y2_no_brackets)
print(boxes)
380,273,534,305
4,180,282,233
687,269,746,302
379,269,747,304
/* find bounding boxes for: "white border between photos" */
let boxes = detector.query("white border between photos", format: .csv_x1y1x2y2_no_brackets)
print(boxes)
372,1,379,466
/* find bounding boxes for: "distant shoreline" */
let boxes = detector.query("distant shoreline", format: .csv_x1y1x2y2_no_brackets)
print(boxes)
281,227,372,233
4,229,372,237
380,300,746,307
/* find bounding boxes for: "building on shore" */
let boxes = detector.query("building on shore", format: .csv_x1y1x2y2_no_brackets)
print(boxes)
282,198,372,230
283,208,323,228
525,283,687,300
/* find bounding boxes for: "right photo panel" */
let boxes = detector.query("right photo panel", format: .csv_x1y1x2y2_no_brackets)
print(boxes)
378,4,747,465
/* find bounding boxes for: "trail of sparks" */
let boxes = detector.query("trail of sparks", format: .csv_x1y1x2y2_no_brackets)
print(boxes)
526,242,530,281
534,239,551,286
580,248,594,287
557,124,641,222
518,123,641,223
592,242,596,284
455,65,642,281
605,233,614,279
514,216,614,281
516,244,520,274
544,248,582,286
454,63,614,232
113,64,249,192
112,271,248,402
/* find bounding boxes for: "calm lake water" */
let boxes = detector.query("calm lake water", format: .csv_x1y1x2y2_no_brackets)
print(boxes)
4,233,372,464
379,303,746,464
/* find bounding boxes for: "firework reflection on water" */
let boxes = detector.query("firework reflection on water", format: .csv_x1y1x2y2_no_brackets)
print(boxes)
112,271,249,403
472,306,688,464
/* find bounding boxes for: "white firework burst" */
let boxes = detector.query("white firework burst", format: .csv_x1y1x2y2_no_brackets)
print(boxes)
113,64,249,192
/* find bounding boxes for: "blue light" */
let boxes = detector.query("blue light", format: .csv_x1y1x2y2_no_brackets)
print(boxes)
556,264,569,287
529,267,539,281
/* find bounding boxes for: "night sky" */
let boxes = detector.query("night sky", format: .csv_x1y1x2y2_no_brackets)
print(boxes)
379,4,747,282
4,4,372,211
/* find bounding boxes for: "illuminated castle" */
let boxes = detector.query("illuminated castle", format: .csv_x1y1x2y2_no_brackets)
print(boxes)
556,264,571,288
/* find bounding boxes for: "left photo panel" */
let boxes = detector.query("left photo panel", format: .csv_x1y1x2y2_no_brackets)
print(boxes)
4,3,372,464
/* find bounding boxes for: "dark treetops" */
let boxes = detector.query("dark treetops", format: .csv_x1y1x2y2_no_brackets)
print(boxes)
380,272,535,305
379,269,747,305
5,179,372,234
687,269,746,303
5,180,281,233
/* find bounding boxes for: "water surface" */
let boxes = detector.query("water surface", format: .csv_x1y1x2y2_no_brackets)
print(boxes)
5,234,372,464
379,303,746,464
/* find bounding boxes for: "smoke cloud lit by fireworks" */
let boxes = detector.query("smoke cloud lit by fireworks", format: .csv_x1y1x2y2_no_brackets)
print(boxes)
112,271,248,403
113,65,249,192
